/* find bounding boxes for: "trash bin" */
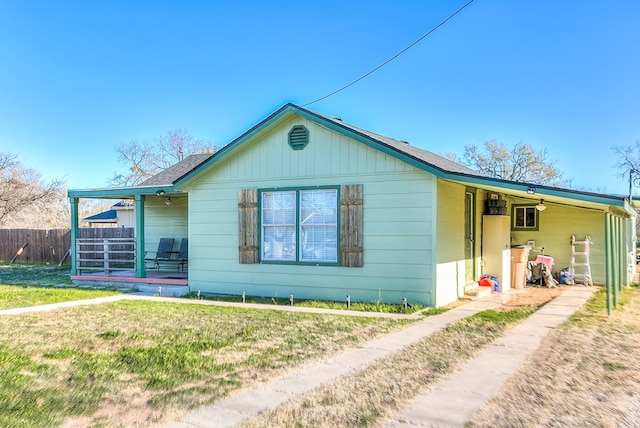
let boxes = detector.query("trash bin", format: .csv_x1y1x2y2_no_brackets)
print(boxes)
511,246,531,289
535,255,554,272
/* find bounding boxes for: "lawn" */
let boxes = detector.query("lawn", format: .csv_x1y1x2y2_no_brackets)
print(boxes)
0,292,413,427
184,291,432,314
0,262,73,286
467,285,640,427
2,263,602,427
243,287,640,427
0,263,120,309
243,305,538,427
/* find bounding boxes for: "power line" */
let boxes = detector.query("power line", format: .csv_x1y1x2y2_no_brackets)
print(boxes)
303,0,476,107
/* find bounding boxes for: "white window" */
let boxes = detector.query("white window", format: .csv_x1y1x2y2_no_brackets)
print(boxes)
261,188,338,263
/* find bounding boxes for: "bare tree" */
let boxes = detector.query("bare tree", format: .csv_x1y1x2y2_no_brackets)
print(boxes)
612,141,640,237
0,151,65,227
448,140,571,187
110,129,215,186
612,140,640,188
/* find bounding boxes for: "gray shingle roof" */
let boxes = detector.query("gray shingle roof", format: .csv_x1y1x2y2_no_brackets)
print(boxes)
312,111,481,176
146,104,483,189
139,153,214,186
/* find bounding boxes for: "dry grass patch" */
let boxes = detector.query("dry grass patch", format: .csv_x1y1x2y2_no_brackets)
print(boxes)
242,288,555,427
468,286,640,427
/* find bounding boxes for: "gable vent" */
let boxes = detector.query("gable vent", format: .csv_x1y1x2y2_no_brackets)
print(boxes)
288,125,309,150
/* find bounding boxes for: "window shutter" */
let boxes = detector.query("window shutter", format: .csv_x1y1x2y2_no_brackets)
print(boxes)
340,184,363,267
238,189,258,264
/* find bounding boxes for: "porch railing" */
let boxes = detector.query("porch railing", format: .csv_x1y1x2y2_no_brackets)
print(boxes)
76,238,136,275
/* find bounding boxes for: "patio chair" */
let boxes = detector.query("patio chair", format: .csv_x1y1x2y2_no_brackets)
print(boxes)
177,238,188,272
144,238,175,270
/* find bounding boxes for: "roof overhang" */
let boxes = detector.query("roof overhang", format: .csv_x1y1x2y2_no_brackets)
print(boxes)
68,103,636,219
172,103,634,217
68,185,179,199
444,175,635,217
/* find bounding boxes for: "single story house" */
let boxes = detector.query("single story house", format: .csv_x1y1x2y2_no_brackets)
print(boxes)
82,200,135,228
68,103,636,308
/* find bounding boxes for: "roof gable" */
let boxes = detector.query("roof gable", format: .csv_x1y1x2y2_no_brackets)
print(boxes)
174,103,487,188
113,102,629,211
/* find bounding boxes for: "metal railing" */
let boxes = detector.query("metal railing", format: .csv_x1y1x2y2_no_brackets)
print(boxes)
75,238,136,275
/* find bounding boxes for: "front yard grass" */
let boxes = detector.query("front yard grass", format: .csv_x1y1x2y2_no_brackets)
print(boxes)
242,305,539,427
184,291,435,315
0,263,119,310
0,298,413,427
0,262,73,286
468,285,640,427
0,285,120,310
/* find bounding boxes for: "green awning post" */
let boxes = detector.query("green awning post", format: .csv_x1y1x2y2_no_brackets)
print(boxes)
613,216,620,308
69,197,79,275
605,212,612,315
135,194,146,278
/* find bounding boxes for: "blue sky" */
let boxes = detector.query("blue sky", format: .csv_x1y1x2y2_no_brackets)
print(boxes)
1,1,639,194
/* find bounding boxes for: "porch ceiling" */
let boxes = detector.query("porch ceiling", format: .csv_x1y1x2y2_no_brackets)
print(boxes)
447,178,633,216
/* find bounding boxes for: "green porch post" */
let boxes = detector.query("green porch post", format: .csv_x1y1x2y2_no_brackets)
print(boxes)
613,216,620,308
135,195,146,278
70,197,79,275
605,212,612,315
625,217,633,287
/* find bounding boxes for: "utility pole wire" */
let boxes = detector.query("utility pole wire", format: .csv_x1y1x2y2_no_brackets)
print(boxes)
303,0,476,107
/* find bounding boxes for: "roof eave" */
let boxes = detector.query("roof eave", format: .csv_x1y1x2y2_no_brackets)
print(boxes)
174,103,298,188
171,103,630,213
68,185,177,199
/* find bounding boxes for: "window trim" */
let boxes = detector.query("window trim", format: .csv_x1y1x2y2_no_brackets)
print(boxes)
258,186,341,266
511,204,539,231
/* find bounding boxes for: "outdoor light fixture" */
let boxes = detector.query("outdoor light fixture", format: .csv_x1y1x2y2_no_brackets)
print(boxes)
165,197,173,206
536,199,547,211
527,186,536,195
155,190,165,196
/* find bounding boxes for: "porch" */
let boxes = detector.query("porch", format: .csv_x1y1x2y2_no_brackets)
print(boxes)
70,236,190,296
71,269,189,296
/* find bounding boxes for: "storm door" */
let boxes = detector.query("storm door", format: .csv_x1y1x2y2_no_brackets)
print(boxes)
464,190,476,284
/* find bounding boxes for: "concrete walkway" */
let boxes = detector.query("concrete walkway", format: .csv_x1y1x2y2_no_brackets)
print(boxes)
384,286,596,427
161,294,506,428
163,287,595,428
0,293,418,319
0,294,127,315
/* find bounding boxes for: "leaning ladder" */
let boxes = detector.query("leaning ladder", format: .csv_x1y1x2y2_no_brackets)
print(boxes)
569,235,592,285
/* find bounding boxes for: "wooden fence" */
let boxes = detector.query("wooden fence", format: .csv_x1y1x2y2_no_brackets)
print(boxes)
0,228,135,265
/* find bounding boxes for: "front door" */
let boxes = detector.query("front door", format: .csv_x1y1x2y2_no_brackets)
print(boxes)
464,190,475,284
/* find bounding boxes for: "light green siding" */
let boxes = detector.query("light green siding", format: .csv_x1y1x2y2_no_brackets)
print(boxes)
185,116,438,305
509,201,606,283
435,180,467,305
144,196,188,255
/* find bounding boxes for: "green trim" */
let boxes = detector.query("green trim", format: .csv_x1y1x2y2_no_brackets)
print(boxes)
605,212,612,315
69,198,79,274
464,188,476,285
288,125,309,150
511,204,540,231
68,186,176,199
258,185,340,266
174,106,299,188
135,195,146,278
172,103,629,211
